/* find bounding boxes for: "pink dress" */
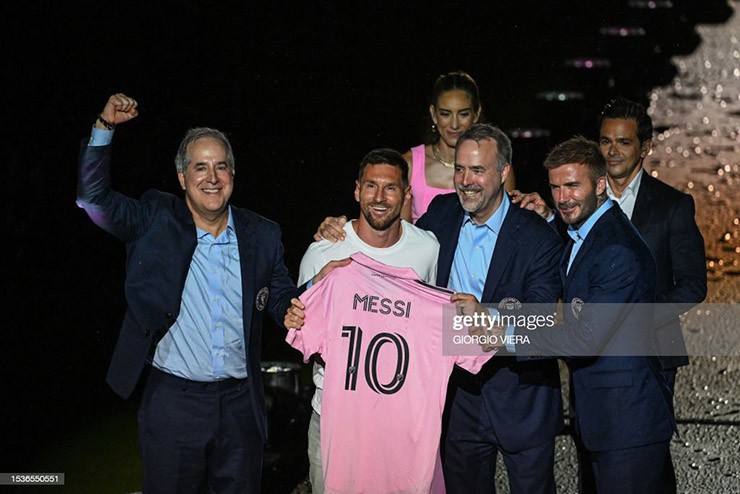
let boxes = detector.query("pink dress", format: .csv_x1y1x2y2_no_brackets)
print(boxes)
410,144,455,223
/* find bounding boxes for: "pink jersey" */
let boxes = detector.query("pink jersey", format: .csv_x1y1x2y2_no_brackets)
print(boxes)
286,253,491,494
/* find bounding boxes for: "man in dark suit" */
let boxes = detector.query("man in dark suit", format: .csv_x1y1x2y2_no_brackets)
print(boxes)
77,93,338,493
504,136,676,493
599,97,707,493
416,124,564,494
598,97,707,387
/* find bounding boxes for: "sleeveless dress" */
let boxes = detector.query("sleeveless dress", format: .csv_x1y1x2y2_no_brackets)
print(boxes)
410,144,455,223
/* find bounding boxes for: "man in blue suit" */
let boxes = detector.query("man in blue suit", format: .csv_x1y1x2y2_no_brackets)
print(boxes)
506,136,676,493
77,93,339,493
416,124,564,494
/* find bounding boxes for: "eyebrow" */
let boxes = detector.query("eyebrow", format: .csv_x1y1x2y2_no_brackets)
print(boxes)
194,160,228,165
437,107,472,112
550,180,581,187
600,134,633,141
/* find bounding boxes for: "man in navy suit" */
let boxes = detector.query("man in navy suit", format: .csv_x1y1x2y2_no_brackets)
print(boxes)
416,124,564,494
77,93,339,493
505,136,676,493
311,124,564,493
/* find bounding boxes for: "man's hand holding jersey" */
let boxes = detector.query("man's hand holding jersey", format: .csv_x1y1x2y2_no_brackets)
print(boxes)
284,258,351,330
451,293,504,352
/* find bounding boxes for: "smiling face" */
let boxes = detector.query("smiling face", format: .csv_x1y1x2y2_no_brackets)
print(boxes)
454,138,510,224
430,89,481,148
177,137,234,224
548,162,606,228
355,163,410,231
599,117,651,183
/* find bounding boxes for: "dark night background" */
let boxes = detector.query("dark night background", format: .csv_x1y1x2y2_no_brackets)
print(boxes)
2,1,734,491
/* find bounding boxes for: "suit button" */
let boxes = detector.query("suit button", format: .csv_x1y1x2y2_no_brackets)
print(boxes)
144,329,151,337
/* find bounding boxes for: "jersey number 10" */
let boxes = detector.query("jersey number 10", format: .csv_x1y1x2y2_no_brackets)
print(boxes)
341,326,409,395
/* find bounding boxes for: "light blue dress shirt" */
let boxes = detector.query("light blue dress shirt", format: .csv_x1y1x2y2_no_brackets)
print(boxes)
448,193,510,297
153,214,247,381
89,126,113,146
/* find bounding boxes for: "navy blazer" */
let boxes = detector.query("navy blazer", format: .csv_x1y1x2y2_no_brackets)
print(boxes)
417,193,564,453
631,171,707,369
77,143,298,440
522,204,676,451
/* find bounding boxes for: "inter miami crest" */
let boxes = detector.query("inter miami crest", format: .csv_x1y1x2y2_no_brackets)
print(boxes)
256,287,269,311
571,297,584,319
498,297,522,311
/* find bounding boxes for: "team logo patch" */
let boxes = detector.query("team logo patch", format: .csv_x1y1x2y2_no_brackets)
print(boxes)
256,287,269,311
571,297,584,319
498,297,522,311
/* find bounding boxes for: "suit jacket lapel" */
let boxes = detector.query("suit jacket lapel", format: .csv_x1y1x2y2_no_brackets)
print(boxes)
233,209,257,346
480,207,518,302
566,206,617,281
560,239,573,286
566,234,594,281
437,206,465,287
629,170,652,233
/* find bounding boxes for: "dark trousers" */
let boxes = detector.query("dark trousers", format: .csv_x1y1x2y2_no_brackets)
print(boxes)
576,436,670,494
577,368,678,494
660,367,678,494
443,390,556,494
138,368,264,494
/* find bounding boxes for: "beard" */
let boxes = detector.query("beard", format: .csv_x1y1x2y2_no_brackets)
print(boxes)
361,202,400,231
456,185,485,214
557,194,598,228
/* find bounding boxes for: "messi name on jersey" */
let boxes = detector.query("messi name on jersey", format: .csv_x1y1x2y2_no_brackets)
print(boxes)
352,293,412,318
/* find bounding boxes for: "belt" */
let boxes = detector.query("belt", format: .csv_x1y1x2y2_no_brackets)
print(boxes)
149,367,248,392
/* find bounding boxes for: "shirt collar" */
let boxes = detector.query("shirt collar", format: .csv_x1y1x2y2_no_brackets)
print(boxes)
196,206,235,241
567,198,613,243
463,192,510,234
606,168,643,200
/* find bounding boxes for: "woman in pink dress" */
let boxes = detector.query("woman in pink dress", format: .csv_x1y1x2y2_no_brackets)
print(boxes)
403,71,481,222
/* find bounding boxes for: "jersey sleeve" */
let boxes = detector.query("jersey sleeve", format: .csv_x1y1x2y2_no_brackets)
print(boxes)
285,274,334,362
453,352,495,375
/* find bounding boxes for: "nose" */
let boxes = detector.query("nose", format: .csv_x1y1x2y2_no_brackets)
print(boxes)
451,114,459,129
458,168,473,186
552,187,567,204
607,142,618,156
373,186,385,203
205,165,219,183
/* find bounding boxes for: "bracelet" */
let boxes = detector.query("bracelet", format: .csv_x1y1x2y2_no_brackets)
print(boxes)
97,113,116,130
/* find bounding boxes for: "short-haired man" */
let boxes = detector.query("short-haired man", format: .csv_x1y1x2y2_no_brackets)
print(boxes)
505,136,676,493
599,97,706,493
286,148,440,493
416,124,564,494
77,93,340,492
